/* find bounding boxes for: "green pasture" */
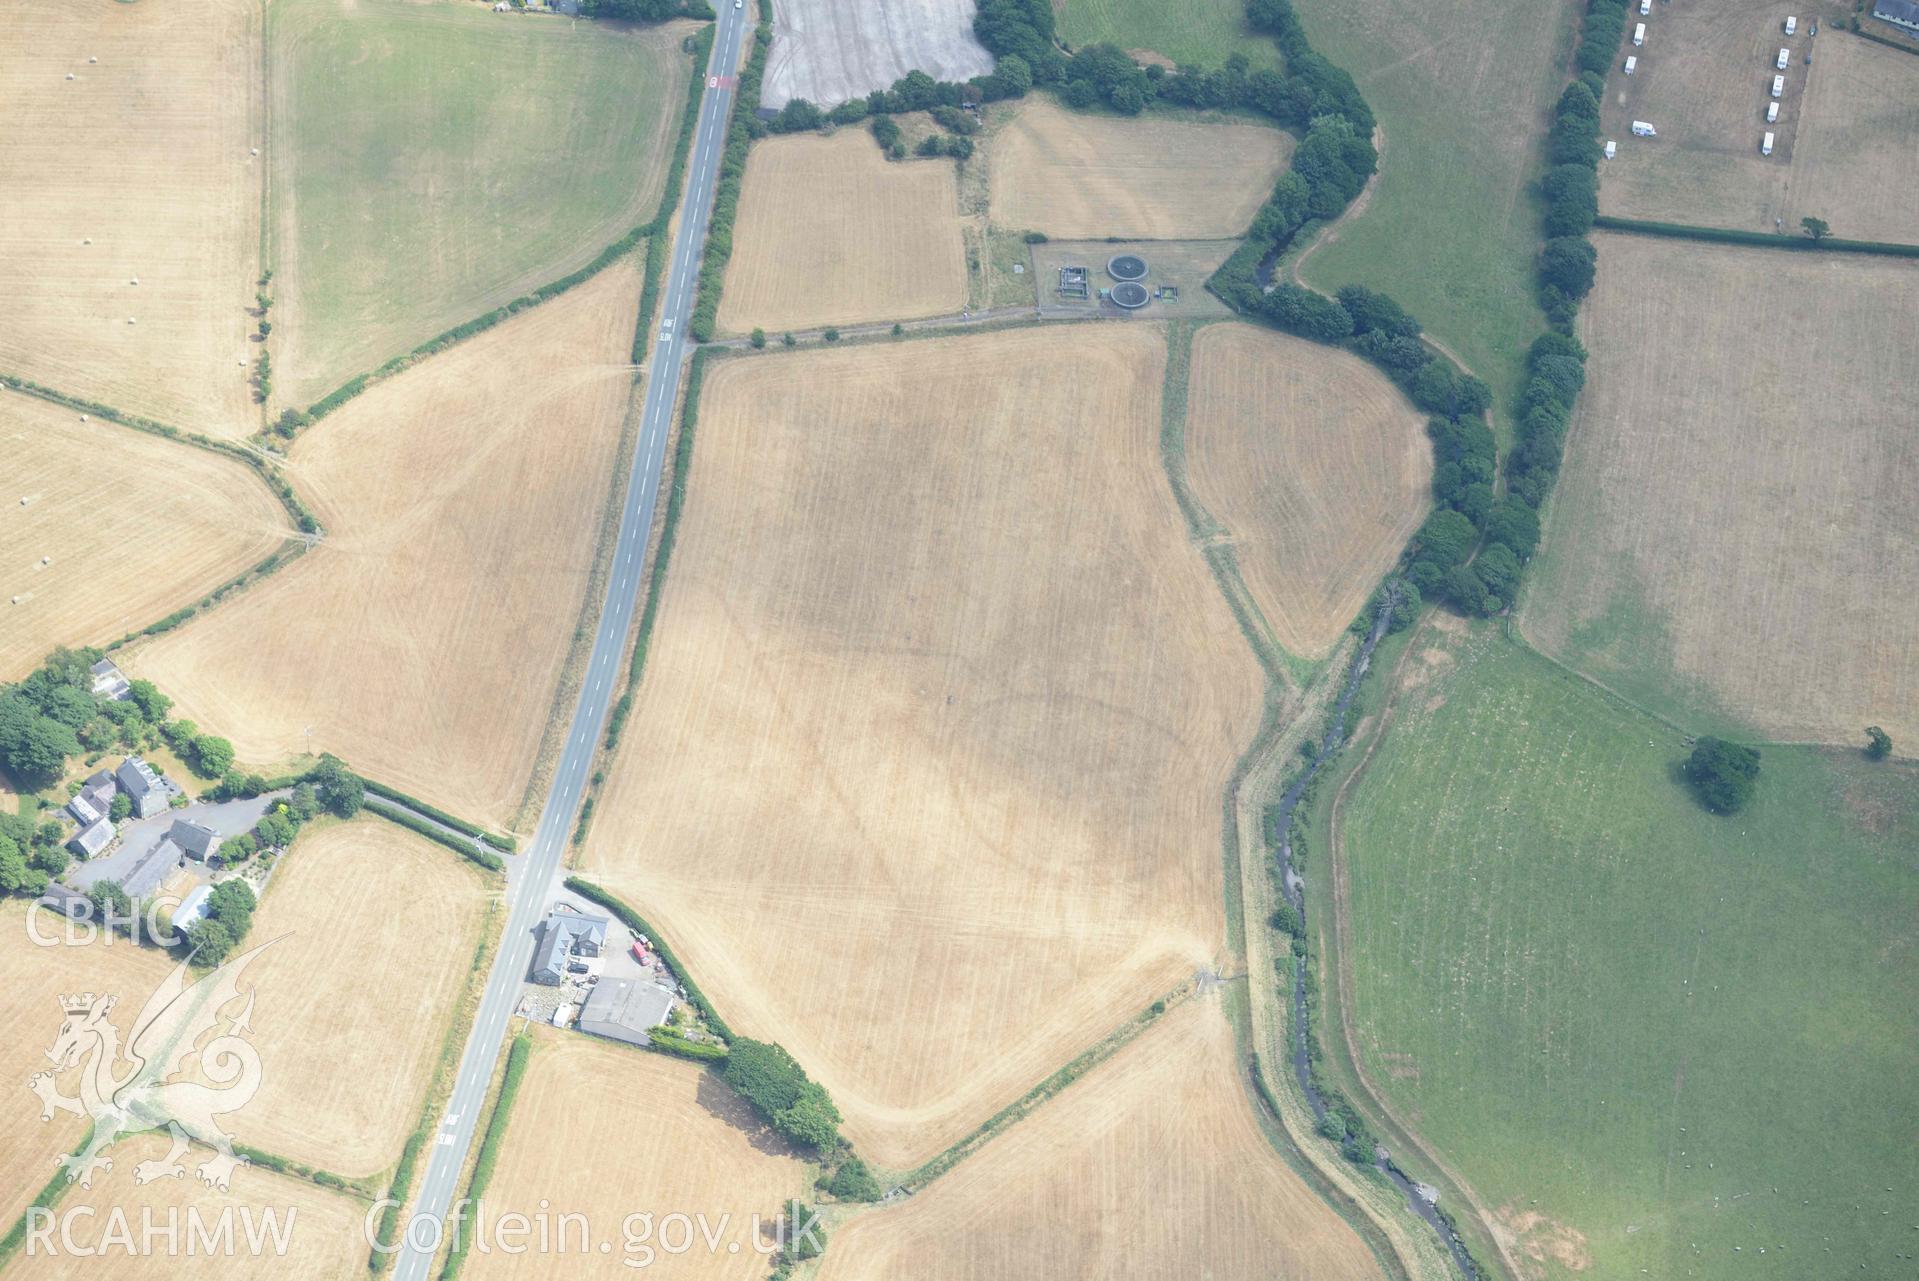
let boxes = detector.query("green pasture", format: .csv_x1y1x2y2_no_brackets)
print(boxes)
1057,0,1280,69
1333,625,1918,1279
269,0,691,406
1290,0,1575,423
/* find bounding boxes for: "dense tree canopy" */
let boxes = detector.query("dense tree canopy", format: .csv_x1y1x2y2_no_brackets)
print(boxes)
1683,737,1762,815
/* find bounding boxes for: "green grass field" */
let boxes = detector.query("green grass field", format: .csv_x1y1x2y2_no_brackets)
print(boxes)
268,0,691,407
1290,0,1574,420
1332,624,1918,1280
1057,0,1279,69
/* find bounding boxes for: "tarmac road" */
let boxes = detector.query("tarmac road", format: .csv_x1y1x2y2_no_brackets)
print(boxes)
387,10,751,1277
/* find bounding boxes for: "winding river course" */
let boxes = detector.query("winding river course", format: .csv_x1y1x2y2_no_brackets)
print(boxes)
1271,596,1482,1280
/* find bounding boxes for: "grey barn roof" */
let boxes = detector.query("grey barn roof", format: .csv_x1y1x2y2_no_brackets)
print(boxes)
577,977,677,1046
68,817,114,859
1875,0,1919,23
119,836,184,900
167,819,221,861
530,910,609,984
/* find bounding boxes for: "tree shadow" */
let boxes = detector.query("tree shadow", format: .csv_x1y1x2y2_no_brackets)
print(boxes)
694,1069,804,1159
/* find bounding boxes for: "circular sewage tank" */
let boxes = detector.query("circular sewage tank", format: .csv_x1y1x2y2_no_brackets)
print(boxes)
1107,254,1148,281
1110,281,1150,309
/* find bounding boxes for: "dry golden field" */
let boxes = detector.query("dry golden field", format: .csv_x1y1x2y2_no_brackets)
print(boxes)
1521,234,1919,746
227,818,495,1178
988,99,1291,239
583,326,1264,1169
9,1133,370,1280
0,395,288,679
1784,34,1919,244
1600,5,1918,240
0,0,262,438
465,1027,809,1281
716,131,967,334
130,265,643,829
1186,324,1431,659
0,905,175,1232
818,999,1382,1281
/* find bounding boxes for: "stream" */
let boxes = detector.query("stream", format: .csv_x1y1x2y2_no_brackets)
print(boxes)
1268,595,1483,1281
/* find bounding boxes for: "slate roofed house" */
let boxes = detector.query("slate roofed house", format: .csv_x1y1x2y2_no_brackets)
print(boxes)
167,820,221,864
116,757,168,819
78,769,117,813
1874,0,1919,30
118,835,184,901
529,910,609,986
90,659,131,701
577,977,678,1047
67,817,114,860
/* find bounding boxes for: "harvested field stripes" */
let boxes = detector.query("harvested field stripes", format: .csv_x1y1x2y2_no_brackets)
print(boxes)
988,99,1292,240
0,0,263,439
584,325,1263,1169
817,1000,1384,1281
1185,324,1431,660
0,393,288,679
130,265,646,829
717,131,968,335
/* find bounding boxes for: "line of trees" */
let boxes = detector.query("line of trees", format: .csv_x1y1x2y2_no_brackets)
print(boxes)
722,1038,843,1151
689,16,772,341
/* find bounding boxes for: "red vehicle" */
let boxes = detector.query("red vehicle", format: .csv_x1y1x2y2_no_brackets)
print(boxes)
631,942,649,964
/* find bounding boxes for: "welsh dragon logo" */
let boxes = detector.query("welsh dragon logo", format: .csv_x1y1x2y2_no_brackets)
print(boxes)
28,940,278,1192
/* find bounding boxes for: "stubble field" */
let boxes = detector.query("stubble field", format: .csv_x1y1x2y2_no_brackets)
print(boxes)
1185,323,1430,659
9,1133,370,1280
762,0,995,110
716,131,967,335
1333,624,1919,1280
0,0,261,438
988,99,1291,240
583,326,1265,1169
1520,235,1919,746
464,1028,809,1281
0,906,174,1231
1600,4,1918,242
818,999,1382,1281
269,0,689,408
227,817,495,1178
131,265,644,829
0,395,288,680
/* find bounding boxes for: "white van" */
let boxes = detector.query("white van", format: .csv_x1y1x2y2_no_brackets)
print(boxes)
1624,55,1638,74
1603,140,1617,159
1785,15,1797,35
1631,120,1657,137
1639,0,1651,12
1761,132,1774,156
1633,22,1646,45
1777,47,1791,70
1771,75,1785,98
1766,100,1779,123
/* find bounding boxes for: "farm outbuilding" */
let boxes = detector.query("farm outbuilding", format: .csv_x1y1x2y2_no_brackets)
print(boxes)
576,977,678,1047
1871,0,1919,32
